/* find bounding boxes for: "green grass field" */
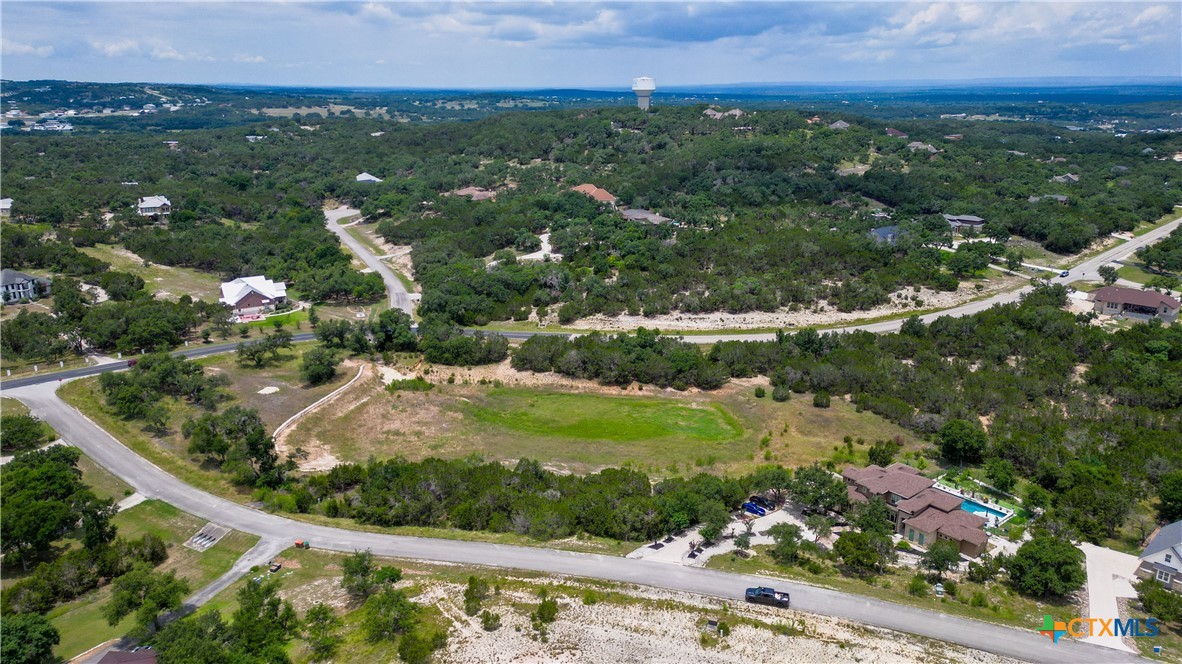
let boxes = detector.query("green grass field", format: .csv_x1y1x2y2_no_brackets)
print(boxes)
468,390,743,443
49,500,259,660
1117,262,1171,285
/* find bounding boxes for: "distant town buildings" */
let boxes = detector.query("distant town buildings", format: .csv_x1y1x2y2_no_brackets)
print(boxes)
137,196,172,217
703,107,744,120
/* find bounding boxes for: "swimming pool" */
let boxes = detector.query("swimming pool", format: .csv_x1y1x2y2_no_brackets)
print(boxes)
960,498,1008,522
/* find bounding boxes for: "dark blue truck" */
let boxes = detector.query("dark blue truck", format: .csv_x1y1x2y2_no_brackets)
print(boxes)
745,586,790,608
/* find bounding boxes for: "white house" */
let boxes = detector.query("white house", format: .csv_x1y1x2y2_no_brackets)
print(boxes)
137,196,171,217
2,269,47,304
219,276,288,316
1137,521,1182,593
0,198,12,218
355,172,383,183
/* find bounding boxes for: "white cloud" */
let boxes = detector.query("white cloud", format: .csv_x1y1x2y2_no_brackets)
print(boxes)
1,39,54,57
234,54,267,64
89,38,141,58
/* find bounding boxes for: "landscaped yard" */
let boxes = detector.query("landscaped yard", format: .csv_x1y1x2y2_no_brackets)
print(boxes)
48,500,258,660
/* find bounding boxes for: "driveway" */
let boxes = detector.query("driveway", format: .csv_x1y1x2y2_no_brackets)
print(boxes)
1079,542,1142,654
323,206,415,316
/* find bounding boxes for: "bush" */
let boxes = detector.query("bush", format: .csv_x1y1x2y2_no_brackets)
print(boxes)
754,386,766,399
812,391,831,408
908,575,928,597
970,591,989,608
895,540,912,551
386,377,434,393
300,347,341,386
771,385,791,402
480,610,502,631
943,580,958,598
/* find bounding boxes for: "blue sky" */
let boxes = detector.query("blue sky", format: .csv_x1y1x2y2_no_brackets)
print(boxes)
2,2,1179,88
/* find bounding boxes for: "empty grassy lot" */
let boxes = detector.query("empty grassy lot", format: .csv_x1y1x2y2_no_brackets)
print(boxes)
48,500,258,660
285,364,925,477
79,243,223,301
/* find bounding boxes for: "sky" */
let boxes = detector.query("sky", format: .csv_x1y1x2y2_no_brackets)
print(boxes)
1,1,1179,88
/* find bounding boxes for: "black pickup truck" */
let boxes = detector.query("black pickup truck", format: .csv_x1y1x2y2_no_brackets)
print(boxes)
745,586,790,608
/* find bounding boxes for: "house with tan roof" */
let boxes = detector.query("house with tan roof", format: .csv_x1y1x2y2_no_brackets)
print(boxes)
842,463,989,557
571,184,617,206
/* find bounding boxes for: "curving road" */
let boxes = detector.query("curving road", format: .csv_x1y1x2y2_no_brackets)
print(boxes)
324,207,415,316
4,380,1133,663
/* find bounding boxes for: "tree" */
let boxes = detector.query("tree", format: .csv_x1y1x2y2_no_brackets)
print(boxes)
746,465,792,505
0,414,48,452
1024,484,1051,510
398,631,432,664
696,501,732,543
463,575,490,616
938,419,987,465
342,549,378,600
867,439,901,467
833,531,881,575
812,390,831,408
373,309,418,352
80,494,119,549
805,514,833,544
1097,265,1118,285
768,523,803,565
852,498,895,538
103,563,191,636
1159,470,1182,522
1007,536,1086,598
790,463,849,515
0,613,60,664
921,539,962,580
152,611,231,664
985,458,1017,494
301,346,340,386
304,603,343,662
230,577,299,655
362,588,418,642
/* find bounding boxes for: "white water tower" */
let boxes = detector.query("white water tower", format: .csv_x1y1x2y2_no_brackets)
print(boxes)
632,76,655,111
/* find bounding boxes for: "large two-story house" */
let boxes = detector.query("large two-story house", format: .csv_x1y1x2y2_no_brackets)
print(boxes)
842,463,989,558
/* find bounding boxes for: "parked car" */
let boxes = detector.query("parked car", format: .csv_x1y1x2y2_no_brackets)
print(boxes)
745,586,790,608
126,358,138,367
1059,271,1069,277
742,502,767,517
749,495,774,510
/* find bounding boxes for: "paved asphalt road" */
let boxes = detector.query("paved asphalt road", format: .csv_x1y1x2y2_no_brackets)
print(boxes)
324,206,416,316
5,381,1135,663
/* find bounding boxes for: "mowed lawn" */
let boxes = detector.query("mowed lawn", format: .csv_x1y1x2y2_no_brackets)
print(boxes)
79,243,223,301
49,500,258,660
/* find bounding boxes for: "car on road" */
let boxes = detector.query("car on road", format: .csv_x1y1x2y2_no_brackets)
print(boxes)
1059,271,1069,277
746,586,790,608
126,359,138,367
742,502,767,517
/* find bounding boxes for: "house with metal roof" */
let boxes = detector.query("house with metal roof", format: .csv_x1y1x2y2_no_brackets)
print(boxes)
219,276,287,316
137,196,171,217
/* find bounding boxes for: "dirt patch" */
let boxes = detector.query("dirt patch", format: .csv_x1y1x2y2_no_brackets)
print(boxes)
418,579,1017,664
273,363,367,471
561,277,1022,332
278,577,351,613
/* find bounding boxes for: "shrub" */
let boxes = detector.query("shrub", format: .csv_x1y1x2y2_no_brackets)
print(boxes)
771,385,791,402
386,377,434,393
908,575,928,597
480,610,502,631
754,386,766,398
895,540,912,551
943,580,958,598
970,591,989,608
813,391,831,408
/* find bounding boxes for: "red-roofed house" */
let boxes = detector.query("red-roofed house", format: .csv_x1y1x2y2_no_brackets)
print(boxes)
571,184,617,206
885,128,909,138
1090,286,1179,323
842,463,989,557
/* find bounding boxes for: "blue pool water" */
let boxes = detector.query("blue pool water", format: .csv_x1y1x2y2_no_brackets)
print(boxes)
960,498,1008,521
